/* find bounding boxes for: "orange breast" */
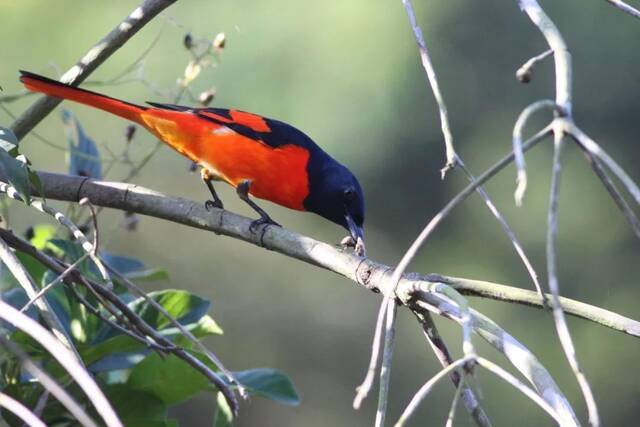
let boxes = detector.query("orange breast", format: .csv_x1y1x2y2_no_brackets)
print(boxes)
139,110,311,210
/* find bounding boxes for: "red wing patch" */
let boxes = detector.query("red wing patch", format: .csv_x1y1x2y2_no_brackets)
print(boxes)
199,110,234,124
230,110,271,132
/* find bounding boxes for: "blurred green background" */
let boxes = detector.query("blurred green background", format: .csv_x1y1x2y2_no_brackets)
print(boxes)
2,0,640,425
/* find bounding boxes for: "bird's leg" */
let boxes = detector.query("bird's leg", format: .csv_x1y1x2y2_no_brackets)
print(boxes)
201,168,224,210
236,180,280,232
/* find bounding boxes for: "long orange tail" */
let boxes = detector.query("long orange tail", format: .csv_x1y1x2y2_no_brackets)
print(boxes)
19,71,146,124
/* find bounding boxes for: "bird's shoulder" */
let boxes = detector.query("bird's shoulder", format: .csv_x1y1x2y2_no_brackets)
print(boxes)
146,103,320,151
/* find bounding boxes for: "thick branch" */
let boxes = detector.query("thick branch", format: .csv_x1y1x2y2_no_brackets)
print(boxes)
11,170,638,338
10,0,177,140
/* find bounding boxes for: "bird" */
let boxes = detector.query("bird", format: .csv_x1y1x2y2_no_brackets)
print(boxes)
19,71,366,255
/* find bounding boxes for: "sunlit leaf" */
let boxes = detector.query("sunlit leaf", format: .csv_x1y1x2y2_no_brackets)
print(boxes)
28,223,57,251
128,289,212,331
213,391,233,427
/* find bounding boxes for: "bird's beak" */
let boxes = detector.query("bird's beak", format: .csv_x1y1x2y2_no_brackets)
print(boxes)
345,213,366,257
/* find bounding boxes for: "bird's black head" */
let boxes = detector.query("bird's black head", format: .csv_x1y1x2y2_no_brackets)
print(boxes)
303,155,366,256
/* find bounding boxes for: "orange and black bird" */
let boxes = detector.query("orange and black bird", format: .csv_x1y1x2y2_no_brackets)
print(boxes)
19,71,366,255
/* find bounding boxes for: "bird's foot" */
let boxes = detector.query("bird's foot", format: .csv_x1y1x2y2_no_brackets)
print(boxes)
205,199,224,211
249,216,281,233
340,235,366,257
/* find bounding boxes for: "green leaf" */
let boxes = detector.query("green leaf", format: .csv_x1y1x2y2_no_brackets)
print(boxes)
0,250,49,291
213,391,234,427
105,384,168,421
234,369,300,406
62,109,102,179
0,126,31,204
102,253,169,281
127,352,210,405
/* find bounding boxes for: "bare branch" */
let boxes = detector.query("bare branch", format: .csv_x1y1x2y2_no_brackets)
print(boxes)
512,100,558,206
0,233,80,363
567,123,640,205
401,0,457,176
604,0,640,19
0,300,123,427
517,0,572,114
355,126,551,409
458,160,546,300
547,132,599,425
0,337,99,427
0,184,113,289
10,0,178,140
105,264,246,397
374,300,396,427
0,392,46,427
416,312,491,427
436,275,640,336
404,284,579,425
394,356,475,427
516,49,553,83
0,229,239,416
475,357,566,425
578,148,640,240
20,252,90,313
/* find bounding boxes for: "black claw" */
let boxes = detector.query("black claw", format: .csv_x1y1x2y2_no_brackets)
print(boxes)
249,216,281,233
205,199,224,211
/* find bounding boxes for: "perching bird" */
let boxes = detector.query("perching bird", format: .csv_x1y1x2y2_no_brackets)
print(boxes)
19,71,366,255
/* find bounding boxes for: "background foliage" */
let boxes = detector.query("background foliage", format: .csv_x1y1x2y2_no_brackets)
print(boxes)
1,0,639,425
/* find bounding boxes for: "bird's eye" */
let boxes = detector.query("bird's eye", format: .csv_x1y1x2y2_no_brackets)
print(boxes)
344,188,356,201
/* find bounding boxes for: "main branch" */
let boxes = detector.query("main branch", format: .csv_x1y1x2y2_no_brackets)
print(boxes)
12,170,638,338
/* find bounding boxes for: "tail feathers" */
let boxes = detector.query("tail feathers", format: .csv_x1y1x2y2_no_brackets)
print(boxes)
19,70,146,124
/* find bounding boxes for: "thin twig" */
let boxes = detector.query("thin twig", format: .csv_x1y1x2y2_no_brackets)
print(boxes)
567,122,640,205
578,148,640,240
517,1,602,423
604,0,640,19
79,197,99,253
20,252,90,313
445,378,465,427
0,336,99,427
405,283,579,425
105,264,246,397
0,300,123,427
394,356,475,427
30,390,50,426
475,357,565,425
512,100,558,206
67,282,172,352
0,233,80,362
0,183,113,289
0,229,239,415
402,0,457,176
416,312,491,426
547,130,599,426
515,49,552,83
458,160,546,300
0,392,47,427
10,0,179,140
374,300,396,427
354,125,552,408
